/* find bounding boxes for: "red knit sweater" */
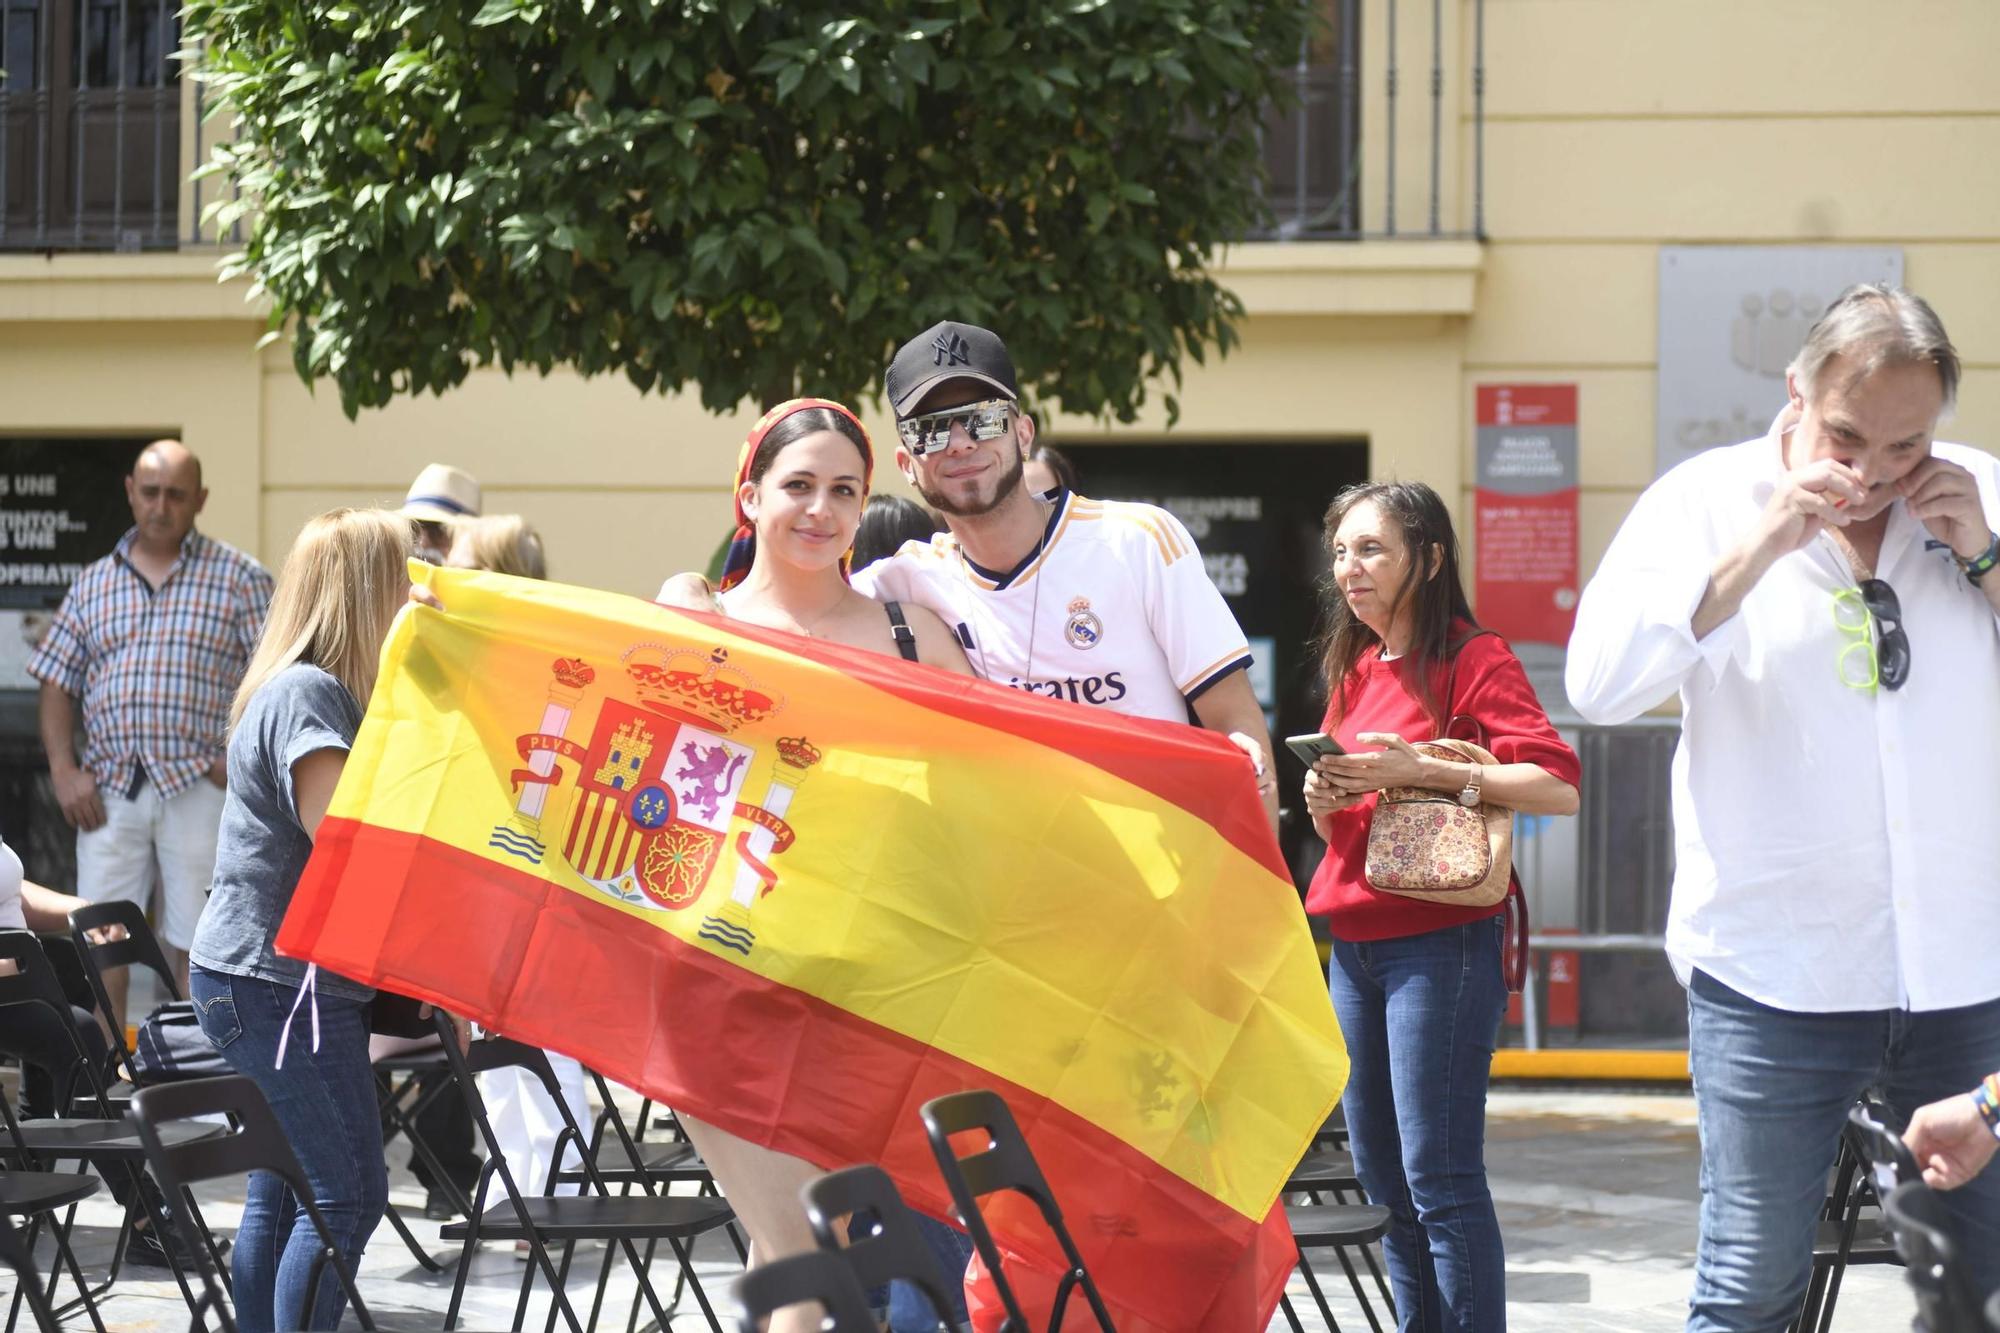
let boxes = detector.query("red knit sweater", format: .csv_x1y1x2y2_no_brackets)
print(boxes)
1303,631,1581,942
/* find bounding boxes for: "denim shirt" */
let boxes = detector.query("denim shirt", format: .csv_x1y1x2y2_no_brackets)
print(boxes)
190,664,372,1001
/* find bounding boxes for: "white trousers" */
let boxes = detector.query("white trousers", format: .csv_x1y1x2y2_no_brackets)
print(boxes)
76,776,224,950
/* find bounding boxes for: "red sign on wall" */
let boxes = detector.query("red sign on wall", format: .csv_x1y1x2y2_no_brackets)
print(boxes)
1474,385,1579,647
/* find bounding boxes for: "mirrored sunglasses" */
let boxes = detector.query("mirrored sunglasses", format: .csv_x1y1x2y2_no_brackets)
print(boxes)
896,399,1013,457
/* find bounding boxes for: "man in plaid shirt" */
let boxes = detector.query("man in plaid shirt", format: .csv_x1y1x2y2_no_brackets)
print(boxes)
29,440,273,1020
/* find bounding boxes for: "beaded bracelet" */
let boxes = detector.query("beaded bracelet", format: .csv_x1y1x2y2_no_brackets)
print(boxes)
1975,1073,2000,1142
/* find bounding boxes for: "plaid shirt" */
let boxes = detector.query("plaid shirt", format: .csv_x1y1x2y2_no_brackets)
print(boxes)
29,527,274,799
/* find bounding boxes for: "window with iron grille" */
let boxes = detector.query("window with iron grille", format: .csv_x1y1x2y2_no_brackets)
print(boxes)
1256,0,1361,239
0,0,181,252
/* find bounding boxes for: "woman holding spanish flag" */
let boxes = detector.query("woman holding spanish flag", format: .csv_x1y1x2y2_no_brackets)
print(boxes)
680,398,972,1329
190,509,474,1333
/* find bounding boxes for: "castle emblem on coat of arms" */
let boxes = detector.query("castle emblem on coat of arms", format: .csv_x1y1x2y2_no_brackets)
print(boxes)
486,645,821,955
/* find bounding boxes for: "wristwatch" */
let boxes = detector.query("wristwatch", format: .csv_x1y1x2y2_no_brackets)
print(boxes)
1456,763,1483,808
1957,531,2000,585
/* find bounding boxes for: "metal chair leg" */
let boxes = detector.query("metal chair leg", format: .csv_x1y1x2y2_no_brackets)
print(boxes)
1328,1243,1384,1333
665,1234,726,1333
31,1203,108,1333
1296,1250,1345,1333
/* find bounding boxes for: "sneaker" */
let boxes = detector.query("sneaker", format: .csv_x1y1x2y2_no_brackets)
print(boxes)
125,1220,196,1270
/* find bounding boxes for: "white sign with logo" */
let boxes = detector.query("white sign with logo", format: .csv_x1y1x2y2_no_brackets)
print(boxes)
1655,246,1903,478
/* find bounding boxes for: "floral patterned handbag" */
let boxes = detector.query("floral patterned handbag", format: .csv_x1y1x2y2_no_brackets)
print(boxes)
1362,737,1513,906
1358,632,1532,992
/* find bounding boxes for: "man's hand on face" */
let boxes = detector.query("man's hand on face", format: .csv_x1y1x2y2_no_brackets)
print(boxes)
53,765,106,832
1897,456,1993,559
1755,457,1868,561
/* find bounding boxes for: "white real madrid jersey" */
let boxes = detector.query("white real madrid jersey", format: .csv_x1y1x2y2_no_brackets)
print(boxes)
853,490,1252,724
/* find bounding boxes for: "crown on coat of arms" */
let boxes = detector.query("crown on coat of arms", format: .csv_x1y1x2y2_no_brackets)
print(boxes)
624,645,777,732
776,736,822,770
552,657,596,689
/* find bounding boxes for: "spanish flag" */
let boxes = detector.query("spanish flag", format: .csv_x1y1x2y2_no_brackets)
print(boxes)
277,565,1346,1330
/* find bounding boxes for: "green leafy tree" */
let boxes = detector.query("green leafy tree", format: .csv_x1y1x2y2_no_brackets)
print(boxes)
186,0,1313,420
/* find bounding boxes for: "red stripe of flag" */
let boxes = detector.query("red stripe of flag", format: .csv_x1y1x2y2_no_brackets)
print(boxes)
278,818,1296,1329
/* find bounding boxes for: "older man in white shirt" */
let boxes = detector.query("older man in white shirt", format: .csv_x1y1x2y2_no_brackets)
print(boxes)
1568,284,2000,1332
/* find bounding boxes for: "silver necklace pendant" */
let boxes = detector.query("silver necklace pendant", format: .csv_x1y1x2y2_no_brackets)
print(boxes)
955,510,1050,687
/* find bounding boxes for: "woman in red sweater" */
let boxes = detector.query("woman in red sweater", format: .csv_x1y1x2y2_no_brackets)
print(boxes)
1302,482,1580,1333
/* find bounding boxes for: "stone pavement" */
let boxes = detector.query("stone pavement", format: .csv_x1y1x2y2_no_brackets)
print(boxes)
19,1086,1918,1331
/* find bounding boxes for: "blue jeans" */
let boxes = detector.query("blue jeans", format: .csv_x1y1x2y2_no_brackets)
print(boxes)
1685,969,2000,1333
189,966,389,1333
1328,917,1507,1333
887,1214,974,1330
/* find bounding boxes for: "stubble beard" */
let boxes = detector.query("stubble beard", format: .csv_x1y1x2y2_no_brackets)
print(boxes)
914,440,1027,519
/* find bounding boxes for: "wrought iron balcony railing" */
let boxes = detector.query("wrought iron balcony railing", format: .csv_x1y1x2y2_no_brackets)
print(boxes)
1255,0,1485,241
2,0,1483,255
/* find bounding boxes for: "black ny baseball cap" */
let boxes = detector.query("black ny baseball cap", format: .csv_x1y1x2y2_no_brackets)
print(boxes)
885,320,1019,418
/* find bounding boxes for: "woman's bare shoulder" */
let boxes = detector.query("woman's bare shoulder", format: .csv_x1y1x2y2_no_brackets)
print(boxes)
900,603,973,675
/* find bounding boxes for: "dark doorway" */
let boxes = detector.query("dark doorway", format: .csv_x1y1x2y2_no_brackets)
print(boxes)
0,434,155,892
1058,439,1367,892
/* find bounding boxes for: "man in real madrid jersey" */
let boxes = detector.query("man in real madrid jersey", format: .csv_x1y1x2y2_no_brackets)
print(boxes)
662,319,1278,830
655,320,1277,1330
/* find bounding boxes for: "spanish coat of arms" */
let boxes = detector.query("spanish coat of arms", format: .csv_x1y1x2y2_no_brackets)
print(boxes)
487,645,820,955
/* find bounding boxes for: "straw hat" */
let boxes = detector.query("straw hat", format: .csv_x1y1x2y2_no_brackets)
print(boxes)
400,464,482,523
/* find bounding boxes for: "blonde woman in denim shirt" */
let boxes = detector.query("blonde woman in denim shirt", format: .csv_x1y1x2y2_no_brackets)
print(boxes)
189,509,468,1333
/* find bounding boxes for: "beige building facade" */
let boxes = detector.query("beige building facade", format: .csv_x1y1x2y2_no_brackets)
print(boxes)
2,0,1997,631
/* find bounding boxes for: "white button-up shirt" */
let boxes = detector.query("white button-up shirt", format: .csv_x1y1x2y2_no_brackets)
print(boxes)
1566,412,2000,1013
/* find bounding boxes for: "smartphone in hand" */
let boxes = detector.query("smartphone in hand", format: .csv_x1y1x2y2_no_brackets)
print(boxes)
1284,732,1347,768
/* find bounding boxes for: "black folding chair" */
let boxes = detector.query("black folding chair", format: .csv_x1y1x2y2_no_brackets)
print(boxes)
428,1013,735,1333
1792,1096,1905,1333
919,1090,1116,1333
131,1075,383,1333
1846,1097,1919,1177
1315,1106,1349,1152
1281,1202,1393,1333
802,1163,961,1329
0,1132,106,1333
561,1073,746,1333
1881,1181,1987,1333
1285,1143,1395,1330
0,1207,70,1333
68,900,184,1082
0,929,227,1317
729,1248,879,1333
562,1084,713,1193
371,1041,475,1272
